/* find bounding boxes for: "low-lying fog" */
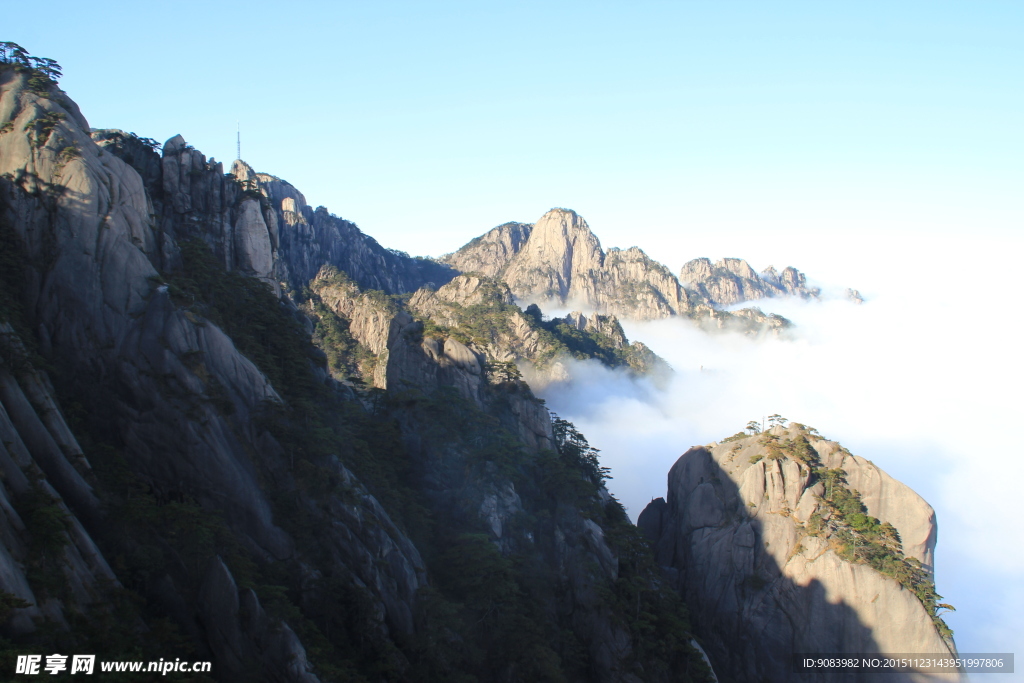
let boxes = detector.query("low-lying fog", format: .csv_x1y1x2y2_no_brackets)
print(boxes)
531,233,1022,676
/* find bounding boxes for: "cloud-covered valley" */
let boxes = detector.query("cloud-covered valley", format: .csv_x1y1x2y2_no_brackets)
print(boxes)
531,235,1023,675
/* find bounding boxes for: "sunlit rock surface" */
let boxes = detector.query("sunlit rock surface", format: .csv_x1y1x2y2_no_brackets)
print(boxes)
639,425,960,683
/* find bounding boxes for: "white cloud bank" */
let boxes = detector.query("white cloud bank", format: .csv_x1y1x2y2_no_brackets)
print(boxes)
533,233,1023,675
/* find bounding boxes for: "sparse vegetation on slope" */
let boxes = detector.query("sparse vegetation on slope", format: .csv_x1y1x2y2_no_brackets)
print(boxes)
756,423,954,640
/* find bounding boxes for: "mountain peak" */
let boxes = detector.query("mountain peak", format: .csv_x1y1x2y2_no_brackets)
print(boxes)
542,206,580,219
441,221,533,277
230,158,260,186
163,133,187,155
502,208,604,302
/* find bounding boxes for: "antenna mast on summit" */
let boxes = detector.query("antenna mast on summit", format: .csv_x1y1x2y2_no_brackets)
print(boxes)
236,121,240,161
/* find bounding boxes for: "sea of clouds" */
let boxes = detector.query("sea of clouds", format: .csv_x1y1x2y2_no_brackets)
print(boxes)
529,235,1022,678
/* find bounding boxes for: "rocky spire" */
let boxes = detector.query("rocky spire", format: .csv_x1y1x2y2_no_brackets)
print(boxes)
500,208,605,302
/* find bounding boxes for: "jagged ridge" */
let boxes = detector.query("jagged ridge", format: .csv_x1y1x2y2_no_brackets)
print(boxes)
443,207,818,333
679,257,819,308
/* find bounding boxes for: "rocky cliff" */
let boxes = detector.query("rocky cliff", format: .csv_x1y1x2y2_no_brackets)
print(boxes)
444,209,695,320
679,258,819,307
307,266,665,429
407,273,665,379
88,131,458,298
444,208,798,335
0,54,430,681
638,423,959,683
442,221,533,278
0,49,711,682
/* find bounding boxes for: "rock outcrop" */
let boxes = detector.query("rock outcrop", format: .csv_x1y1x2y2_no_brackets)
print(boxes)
198,556,319,683
88,134,458,297
446,209,695,320
232,160,459,294
405,273,666,382
500,209,606,304
560,310,627,348
444,208,805,335
639,424,959,683
679,257,820,307
441,221,532,278
312,269,587,447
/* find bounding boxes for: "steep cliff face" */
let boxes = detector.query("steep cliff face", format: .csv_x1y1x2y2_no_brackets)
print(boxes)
0,323,116,635
89,132,458,298
311,269,663,441
407,273,666,379
638,424,958,683
446,209,694,321
408,275,548,369
500,209,606,304
0,60,436,680
679,257,819,307
230,160,459,295
0,54,711,682
441,221,532,277
599,246,695,320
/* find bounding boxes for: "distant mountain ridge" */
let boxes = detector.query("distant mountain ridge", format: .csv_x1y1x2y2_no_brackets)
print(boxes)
443,207,819,333
99,128,818,334
679,257,820,308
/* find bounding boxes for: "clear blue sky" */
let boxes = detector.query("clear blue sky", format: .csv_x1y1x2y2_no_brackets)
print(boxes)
8,1,1024,670
9,1,1021,272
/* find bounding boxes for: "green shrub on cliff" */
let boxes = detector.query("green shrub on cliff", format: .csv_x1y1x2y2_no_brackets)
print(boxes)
784,425,955,640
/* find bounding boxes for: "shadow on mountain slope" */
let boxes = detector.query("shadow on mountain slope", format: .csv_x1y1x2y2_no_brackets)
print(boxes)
639,444,954,683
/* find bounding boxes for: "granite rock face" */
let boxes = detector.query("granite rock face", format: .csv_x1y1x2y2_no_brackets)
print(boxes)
314,270,556,448
444,208,810,334
230,160,459,294
198,556,320,683
639,425,959,683
403,273,667,385
1,63,441,681
441,221,533,278
561,310,627,348
500,209,606,304
232,197,275,282
0,324,116,635
447,209,694,321
680,257,820,307
303,263,682,682
89,134,458,298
